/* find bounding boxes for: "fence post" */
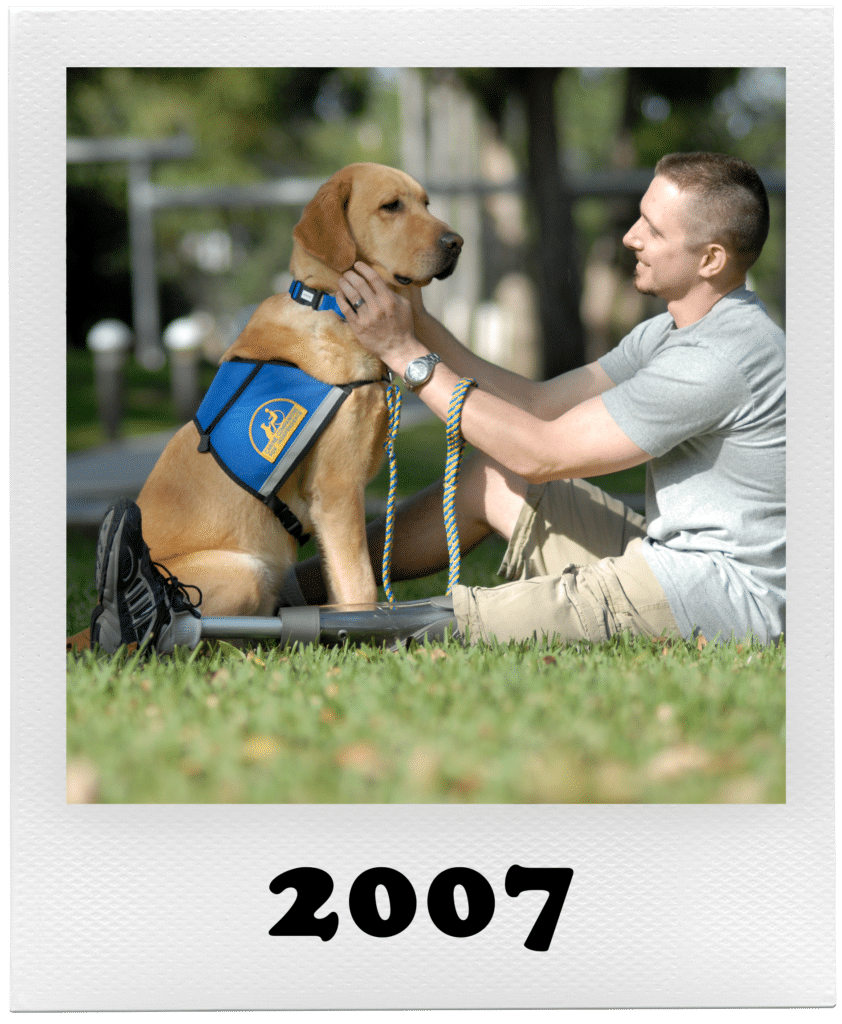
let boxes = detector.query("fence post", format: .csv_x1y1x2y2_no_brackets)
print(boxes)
127,157,167,372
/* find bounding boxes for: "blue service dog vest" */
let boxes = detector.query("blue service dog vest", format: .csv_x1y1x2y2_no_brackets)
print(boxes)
194,358,384,545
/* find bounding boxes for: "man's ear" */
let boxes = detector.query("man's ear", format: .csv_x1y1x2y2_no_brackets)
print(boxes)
698,242,729,279
292,167,356,273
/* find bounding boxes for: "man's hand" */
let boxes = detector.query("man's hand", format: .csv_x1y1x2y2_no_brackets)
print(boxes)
336,262,420,368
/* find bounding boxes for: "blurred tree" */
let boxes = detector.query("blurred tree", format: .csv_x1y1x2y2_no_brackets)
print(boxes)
604,68,741,282
66,67,371,181
66,66,784,362
455,67,784,371
66,67,377,347
588,67,784,341
457,67,585,377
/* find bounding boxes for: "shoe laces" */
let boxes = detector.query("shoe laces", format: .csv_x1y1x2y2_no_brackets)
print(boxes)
153,561,203,617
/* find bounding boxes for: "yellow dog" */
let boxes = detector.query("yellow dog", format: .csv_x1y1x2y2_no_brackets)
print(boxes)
68,163,462,652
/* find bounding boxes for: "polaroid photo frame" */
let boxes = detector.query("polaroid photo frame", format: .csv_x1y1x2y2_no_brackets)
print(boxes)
11,5,835,1011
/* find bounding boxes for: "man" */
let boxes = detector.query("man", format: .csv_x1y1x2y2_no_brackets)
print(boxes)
324,150,785,647
92,152,785,651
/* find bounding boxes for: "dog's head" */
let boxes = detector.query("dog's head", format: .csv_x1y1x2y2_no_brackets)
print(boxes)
292,162,463,288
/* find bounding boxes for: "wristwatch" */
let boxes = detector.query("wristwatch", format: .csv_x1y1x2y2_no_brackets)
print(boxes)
403,353,441,390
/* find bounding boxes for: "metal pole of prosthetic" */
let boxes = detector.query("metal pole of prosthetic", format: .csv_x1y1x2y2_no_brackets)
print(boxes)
164,598,457,653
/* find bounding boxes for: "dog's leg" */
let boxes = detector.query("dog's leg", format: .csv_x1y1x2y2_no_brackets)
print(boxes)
160,550,283,618
300,385,388,605
308,482,378,605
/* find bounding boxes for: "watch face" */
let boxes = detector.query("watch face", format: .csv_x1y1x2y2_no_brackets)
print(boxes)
406,358,429,385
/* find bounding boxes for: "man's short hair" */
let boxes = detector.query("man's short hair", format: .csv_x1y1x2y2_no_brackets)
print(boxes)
655,152,770,272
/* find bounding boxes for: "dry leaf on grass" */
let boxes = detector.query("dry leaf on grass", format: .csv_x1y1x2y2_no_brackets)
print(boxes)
655,704,675,723
593,761,641,802
180,758,205,778
449,774,482,797
242,735,282,762
66,758,100,804
718,776,766,803
406,745,440,790
645,743,712,781
336,742,386,780
415,647,448,661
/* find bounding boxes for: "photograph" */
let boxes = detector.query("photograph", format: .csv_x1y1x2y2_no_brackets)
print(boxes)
66,65,787,805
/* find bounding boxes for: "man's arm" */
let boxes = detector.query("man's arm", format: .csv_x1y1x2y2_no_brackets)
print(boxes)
395,351,650,482
340,266,649,482
407,288,615,419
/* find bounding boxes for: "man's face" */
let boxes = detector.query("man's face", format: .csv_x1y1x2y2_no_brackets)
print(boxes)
623,176,708,303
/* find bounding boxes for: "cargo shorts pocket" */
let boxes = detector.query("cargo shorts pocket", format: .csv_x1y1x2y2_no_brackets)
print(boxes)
451,568,615,646
557,562,616,643
451,551,678,646
564,554,680,641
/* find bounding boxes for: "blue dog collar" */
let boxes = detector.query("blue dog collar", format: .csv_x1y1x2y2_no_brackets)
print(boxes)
289,279,346,320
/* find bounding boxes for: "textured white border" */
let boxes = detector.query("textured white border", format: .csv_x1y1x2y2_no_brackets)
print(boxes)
11,6,834,1011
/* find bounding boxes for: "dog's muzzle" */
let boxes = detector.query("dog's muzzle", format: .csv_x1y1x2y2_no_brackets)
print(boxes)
393,231,464,287
433,231,463,280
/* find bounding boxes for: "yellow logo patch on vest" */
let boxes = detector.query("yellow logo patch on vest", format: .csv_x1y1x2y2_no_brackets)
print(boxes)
249,399,307,462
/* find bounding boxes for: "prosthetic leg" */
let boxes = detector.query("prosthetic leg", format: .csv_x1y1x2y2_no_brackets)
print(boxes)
86,378,476,658
160,596,459,654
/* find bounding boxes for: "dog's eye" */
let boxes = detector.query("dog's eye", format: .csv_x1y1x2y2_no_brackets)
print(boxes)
380,200,401,213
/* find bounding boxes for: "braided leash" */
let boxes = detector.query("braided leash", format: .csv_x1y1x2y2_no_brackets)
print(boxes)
443,378,477,594
380,381,403,604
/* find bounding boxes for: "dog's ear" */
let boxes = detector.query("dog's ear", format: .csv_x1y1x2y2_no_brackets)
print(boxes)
293,167,357,273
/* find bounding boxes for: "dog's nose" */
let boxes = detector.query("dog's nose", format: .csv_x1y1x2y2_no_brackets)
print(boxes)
439,231,463,254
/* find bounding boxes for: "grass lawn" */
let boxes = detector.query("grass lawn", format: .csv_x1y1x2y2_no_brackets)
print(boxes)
67,349,785,804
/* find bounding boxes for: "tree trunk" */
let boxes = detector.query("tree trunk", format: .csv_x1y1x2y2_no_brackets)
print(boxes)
518,69,585,378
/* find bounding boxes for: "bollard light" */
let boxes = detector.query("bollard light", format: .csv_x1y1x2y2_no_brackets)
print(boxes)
163,312,214,422
87,319,133,440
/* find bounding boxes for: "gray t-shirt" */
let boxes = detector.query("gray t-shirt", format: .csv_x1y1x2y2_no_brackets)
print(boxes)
597,285,785,644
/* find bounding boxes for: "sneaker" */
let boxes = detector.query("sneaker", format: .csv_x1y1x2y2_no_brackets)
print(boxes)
90,498,202,654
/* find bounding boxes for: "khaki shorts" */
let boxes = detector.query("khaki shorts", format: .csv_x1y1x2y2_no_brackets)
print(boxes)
451,478,681,645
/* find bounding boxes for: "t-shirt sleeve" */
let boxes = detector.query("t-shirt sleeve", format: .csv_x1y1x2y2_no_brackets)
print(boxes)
600,344,751,457
598,327,646,385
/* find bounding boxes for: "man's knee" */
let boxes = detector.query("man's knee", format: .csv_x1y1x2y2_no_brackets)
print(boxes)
461,450,529,541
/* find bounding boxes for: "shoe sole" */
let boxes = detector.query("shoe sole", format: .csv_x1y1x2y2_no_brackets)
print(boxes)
95,498,133,597
91,499,144,652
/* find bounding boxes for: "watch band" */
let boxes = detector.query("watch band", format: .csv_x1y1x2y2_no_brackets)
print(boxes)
404,353,441,390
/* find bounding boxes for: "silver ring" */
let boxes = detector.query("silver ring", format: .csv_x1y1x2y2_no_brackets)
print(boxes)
352,297,365,310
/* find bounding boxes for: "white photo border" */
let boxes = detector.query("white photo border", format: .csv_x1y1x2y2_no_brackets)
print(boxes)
11,6,834,1011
